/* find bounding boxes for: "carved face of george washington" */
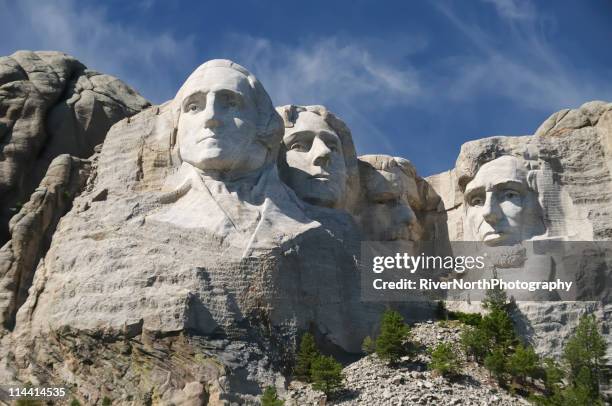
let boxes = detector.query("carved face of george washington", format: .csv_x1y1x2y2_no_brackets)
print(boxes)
175,64,268,175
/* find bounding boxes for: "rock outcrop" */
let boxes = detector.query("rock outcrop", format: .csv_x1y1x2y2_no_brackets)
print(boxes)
0,53,609,405
0,50,150,245
0,50,150,333
426,100,612,398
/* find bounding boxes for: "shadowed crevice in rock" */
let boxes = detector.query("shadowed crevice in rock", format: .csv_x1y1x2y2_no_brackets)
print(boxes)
0,50,150,246
0,154,91,330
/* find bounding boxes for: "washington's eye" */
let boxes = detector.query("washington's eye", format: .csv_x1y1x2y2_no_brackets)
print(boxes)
469,196,484,206
187,103,200,112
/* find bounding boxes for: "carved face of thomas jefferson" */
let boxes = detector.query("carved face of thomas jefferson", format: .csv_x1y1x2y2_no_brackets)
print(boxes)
176,66,268,174
464,155,544,246
280,111,347,207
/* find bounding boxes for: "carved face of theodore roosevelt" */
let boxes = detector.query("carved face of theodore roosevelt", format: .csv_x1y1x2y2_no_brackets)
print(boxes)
358,156,423,242
464,155,544,246
176,65,268,174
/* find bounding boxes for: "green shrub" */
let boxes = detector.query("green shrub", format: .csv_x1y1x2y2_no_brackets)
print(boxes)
482,286,509,312
261,386,284,406
480,308,516,349
563,314,606,390
310,355,344,396
361,335,375,355
376,309,410,364
542,357,563,394
102,397,112,406
484,347,507,383
429,343,462,377
460,326,489,362
448,311,482,326
294,332,320,382
507,343,539,384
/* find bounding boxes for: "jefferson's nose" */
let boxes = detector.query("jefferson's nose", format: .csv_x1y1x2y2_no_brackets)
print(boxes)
311,137,332,167
482,193,502,224
202,93,222,129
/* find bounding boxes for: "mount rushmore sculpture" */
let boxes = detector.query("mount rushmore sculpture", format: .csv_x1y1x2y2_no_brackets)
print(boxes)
0,55,610,404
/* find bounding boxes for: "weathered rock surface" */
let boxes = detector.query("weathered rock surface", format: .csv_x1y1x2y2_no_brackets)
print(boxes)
0,153,91,329
427,100,612,398
2,98,432,403
0,50,150,245
427,100,612,242
0,50,609,405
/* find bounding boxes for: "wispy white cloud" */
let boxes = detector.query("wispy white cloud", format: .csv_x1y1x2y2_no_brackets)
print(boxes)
434,0,612,113
220,35,421,108
0,0,196,103
481,0,535,20
216,34,424,154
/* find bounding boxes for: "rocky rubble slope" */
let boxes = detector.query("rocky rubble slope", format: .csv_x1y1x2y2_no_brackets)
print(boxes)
287,321,528,406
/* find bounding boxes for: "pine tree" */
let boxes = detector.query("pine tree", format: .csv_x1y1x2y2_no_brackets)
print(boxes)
261,386,284,406
507,343,539,384
429,342,462,377
484,347,507,383
482,284,508,312
375,309,410,364
559,366,605,406
460,325,489,362
310,355,344,396
361,336,375,355
294,332,320,382
542,357,564,394
563,314,607,401
563,315,606,380
479,308,516,349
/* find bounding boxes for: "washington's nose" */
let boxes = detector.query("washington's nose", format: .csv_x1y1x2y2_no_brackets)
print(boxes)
202,93,222,129
482,193,502,224
311,137,332,167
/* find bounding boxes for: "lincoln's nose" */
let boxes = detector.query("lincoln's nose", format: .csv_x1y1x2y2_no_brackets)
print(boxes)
482,193,502,224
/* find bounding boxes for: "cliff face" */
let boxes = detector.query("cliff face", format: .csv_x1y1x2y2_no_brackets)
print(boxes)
0,51,150,334
426,101,612,397
0,54,609,405
0,51,150,246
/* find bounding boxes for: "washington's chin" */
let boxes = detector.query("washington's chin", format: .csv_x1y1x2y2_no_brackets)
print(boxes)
185,154,252,172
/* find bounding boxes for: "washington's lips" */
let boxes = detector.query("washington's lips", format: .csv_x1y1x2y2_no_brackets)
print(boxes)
196,130,218,143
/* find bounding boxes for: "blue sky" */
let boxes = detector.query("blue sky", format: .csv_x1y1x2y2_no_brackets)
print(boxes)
2,0,612,176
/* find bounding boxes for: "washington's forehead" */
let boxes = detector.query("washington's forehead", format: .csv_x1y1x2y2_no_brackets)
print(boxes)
179,67,252,97
287,111,334,136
